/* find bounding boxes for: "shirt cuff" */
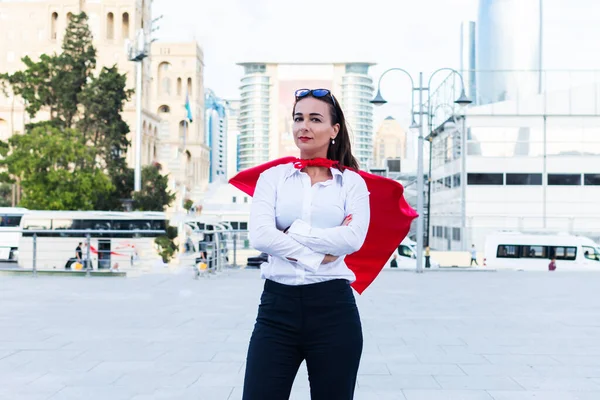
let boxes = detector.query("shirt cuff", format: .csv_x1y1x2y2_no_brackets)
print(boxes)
287,219,312,237
296,250,325,272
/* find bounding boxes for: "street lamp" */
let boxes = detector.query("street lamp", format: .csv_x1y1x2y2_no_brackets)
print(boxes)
371,68,471,273
126,29,148,193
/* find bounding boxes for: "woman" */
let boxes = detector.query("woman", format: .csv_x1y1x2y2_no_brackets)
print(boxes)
242,89,370,399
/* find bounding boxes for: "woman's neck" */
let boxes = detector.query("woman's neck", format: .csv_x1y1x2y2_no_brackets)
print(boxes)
300,151,327,160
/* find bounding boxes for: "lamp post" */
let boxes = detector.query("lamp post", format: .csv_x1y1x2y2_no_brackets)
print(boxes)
371,68,471,273
127,29,148,193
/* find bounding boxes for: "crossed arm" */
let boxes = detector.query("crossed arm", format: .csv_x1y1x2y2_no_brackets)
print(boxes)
286,177,370,257
249,172,325,272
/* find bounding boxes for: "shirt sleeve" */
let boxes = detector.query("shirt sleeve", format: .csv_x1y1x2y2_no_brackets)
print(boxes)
249,169,325,272
287,173,370,257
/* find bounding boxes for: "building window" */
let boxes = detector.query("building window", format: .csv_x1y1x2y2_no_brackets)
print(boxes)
177,78,182,96
161,78,171,95
232,196,237,203
158,105,170,113
584,174,600,186
444,176,452,189
187,78,192,96
244,197,248,203
122,12,130,39
506,173,542,185
548,174,581,186
453,173,461,188
452,227,461,241
51,12,58,40
467,173,503,185
106,12,114,40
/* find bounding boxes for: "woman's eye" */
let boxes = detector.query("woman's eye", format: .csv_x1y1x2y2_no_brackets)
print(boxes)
311,118,321,122
294,117,302,122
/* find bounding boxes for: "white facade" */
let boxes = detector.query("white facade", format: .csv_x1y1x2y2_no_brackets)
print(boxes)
429,80,600,252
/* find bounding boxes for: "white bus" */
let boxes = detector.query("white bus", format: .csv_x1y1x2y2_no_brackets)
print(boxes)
484,231,600,270
0,207,28,262
17,211,168,270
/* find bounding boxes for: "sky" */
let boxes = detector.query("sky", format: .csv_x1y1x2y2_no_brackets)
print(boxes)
151,0,600,126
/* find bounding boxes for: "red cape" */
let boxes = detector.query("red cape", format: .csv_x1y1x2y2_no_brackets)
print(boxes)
229,157,418,294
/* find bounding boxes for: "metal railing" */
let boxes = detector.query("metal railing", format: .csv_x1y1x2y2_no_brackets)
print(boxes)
5,229,166,277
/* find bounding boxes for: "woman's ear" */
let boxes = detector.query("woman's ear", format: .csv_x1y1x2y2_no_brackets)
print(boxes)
333,123,340,135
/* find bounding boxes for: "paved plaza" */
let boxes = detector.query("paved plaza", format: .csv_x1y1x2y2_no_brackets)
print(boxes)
1,268,600,400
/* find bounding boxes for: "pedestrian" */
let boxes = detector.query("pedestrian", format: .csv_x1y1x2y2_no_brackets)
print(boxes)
549,257,557,271
75,242,83,263
390,253,398,268
470,244,478,266
241,89,370,399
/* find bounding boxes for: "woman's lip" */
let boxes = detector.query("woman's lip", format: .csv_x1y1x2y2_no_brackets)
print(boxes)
298,137,312,140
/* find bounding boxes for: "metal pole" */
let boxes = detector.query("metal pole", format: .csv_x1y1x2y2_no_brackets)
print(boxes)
425,136,433,269
32,233,37,277
232,232,237,268
134,60,143,192
85,234,91,277
426,136,433,247
543,114,547,229
461,115,468,250
416,72,425,273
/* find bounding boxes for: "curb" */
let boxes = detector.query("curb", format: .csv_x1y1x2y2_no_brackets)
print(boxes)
0,268,127,277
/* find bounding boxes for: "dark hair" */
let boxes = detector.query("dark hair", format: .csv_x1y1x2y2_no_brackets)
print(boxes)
292,92,360,170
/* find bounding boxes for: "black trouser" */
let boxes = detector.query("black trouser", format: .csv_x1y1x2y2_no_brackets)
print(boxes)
243,279,363,400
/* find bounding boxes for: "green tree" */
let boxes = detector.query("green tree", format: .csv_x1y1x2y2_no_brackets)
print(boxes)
133,163,176,211
0,124,112,210
0,183,12,207
0,12,176,211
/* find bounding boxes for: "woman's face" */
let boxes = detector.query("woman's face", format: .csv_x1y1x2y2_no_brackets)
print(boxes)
293,97,339,158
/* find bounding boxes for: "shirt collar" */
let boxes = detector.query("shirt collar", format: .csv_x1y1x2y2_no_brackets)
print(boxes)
285,163,344,181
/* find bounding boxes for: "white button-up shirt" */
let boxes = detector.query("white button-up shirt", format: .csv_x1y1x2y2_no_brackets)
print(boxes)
249,163,370,285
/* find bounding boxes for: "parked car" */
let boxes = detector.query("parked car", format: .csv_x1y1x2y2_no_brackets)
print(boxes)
247,252,268,269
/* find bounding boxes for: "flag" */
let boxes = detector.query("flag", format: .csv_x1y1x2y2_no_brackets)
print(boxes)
185,92,193,123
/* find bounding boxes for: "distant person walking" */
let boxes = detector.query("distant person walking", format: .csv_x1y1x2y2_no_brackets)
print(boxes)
75,242,83,263
548,258,557,271
390,254,398,268
470,244,478,266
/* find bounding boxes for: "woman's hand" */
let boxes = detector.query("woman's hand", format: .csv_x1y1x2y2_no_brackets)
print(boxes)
322,254,338,264
342,214,352,226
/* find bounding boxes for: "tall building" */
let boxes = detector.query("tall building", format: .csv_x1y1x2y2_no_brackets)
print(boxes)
225,99,241,180
150,42,210,204
373,116,407,168
237,62,375,170
460,21,477,104
204,89,228,183
476,0,542,105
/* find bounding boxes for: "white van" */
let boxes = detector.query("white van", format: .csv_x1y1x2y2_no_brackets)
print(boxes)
386,238,440,269
484,231,600,270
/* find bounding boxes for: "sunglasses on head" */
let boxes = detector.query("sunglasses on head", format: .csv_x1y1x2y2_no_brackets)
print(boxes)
295,88,337,107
